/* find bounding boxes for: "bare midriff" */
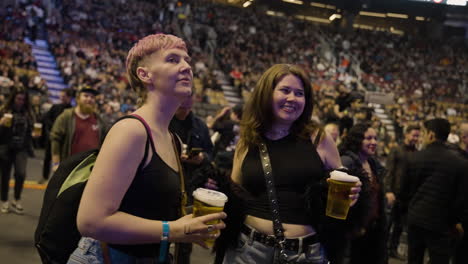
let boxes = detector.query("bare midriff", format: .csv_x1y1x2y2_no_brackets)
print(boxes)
244,215,316,238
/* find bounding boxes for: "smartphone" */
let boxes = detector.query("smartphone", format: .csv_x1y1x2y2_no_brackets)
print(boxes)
188,147,203,158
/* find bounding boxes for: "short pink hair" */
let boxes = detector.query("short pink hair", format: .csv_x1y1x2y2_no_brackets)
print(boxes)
126,34,187,102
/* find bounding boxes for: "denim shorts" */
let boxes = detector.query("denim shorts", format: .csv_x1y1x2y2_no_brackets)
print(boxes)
222,231,329,264
67,237,168,264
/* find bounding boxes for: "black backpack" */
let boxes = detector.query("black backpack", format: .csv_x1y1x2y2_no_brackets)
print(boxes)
34,115,156,264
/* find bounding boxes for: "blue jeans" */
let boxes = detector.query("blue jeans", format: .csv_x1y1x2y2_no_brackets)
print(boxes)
67,237,169,264
222,232,328,264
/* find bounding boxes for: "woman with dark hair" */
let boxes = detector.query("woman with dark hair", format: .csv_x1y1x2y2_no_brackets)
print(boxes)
339,122,388,264
0,89,37,214
217,64,362,263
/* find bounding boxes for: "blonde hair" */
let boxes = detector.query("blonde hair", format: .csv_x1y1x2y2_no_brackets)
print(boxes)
126,34,187,103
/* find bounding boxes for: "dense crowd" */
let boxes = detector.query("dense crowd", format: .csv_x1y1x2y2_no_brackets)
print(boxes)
0,0,466,150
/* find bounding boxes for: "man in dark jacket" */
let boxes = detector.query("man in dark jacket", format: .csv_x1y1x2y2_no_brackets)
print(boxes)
454,121,468,264
401,118,468,264
40,88,73,183
384,124,420,259
169,94,213,264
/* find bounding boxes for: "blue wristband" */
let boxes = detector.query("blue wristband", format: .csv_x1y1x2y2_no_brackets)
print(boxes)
159,221,170,263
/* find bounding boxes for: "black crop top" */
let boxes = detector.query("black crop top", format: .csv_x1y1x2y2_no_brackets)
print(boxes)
109,133,181,258
241,134,326,225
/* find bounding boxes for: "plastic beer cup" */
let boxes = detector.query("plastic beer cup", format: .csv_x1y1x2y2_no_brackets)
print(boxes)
3,113,13,127
326,171,359,220
34,123,43,137
192,188,228,248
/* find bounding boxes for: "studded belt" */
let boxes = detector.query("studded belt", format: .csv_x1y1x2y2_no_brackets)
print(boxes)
240,224,320,253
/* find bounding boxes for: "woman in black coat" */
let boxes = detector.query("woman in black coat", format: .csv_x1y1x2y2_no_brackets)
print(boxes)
338,122,388,264
0,89,37,214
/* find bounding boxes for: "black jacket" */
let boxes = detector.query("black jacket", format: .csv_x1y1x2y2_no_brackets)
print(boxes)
341,151,387,234
384,144,417,195
169,112,214,203
400,141,468,233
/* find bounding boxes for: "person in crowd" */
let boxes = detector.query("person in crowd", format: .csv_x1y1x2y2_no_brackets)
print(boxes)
0,89,39,214
324,122,340,144
384,124,420,259
339,122,388,264
454,121,468,264
401,118,468,264
456,121,468,159
40,88,73,183
49,86,106,171
67,33,226,264
169,93,214,264
208,103,243,160
218,64,361,264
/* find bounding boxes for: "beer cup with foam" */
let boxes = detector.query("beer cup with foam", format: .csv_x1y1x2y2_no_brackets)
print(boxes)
3,113,13,127
192,188,228,248
34,123,43,137
326,170,359,220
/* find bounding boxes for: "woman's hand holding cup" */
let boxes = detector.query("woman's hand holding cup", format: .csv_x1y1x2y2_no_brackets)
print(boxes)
169,212,227,249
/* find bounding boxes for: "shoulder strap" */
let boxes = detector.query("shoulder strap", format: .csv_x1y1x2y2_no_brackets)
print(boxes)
314,128,324,147
171,133,187,216
113,115,156,171
129,114,156,154
258,141,289,263
173,133,183,154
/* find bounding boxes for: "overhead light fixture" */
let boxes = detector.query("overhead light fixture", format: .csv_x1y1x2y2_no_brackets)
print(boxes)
310,2,325,8
266,10,284,17
329,14,342,21
415,16,425,21
387,13,408,19
283,0,303,4
359,11,386,18
353,23,374,30
296,15,330,24
310,2,336,9
243,0,252,8
390,27,404,35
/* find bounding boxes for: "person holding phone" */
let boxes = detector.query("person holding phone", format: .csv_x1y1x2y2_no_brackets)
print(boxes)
169,93,214,264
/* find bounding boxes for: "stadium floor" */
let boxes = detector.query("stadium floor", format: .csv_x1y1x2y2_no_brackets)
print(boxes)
0,150,405,264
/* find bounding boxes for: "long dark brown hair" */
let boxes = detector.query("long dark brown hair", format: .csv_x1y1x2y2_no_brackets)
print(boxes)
237,64,318,153
0,89,35,122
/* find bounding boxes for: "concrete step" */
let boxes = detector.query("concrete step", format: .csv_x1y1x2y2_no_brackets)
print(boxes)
376,113,388,119
32,48,51,56
38,68,61,75
47,82,67,90
25,38,49,49
224,91,238,97
226,97,242,103
221,85,236,90
37,61,57,69
35,54,55,63
381,119,393,125
34,39,49,49
41,73,63,83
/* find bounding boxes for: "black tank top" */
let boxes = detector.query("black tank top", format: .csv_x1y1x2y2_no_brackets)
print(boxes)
241,134,326,225
109,132,181,258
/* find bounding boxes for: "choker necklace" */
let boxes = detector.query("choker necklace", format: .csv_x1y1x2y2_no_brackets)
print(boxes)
265,128,290,138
